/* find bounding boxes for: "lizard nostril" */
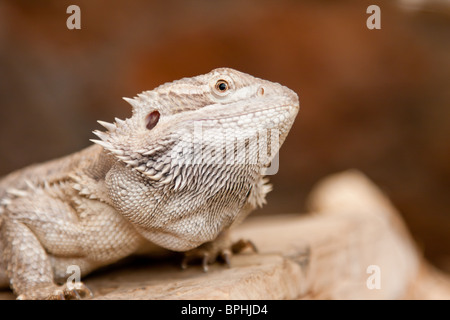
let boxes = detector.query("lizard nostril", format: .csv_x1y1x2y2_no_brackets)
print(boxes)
257,86,265,97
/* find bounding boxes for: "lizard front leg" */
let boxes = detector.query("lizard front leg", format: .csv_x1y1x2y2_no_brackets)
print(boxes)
0,184,99,300
181,229,257,272
0,219,91,300
0,181,145,299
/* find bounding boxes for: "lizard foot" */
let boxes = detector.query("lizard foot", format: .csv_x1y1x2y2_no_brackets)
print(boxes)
181,238,258,272
16,282,93,300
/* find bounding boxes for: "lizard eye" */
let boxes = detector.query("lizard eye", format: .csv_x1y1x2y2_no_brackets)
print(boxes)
215,80,229,92
210,75,234,98
145,111,160,130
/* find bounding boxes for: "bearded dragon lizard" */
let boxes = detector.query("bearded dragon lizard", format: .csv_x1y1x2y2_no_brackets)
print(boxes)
0,68,299,299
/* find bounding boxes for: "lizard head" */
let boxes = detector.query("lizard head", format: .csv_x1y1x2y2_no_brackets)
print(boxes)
91,67,299,188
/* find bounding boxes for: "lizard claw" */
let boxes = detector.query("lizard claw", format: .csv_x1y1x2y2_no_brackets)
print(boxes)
180,256,188,270
202,253,210,272
181,250,211,272
221,249,232,268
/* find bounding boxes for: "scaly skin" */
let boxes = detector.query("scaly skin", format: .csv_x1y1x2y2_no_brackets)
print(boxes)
0,68,299,299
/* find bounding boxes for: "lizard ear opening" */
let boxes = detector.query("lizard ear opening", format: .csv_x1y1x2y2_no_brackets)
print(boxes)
145,111,160,130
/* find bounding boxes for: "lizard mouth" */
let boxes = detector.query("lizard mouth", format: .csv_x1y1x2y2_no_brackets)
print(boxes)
199,104,296,122
196,104,299,129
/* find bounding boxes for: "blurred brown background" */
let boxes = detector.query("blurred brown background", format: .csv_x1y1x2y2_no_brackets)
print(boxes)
0,0,449,272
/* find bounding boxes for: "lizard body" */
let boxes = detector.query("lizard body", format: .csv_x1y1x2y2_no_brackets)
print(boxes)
0,68,299,299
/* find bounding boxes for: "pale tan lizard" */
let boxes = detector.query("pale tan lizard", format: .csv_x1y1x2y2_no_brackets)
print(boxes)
0,68,299,299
